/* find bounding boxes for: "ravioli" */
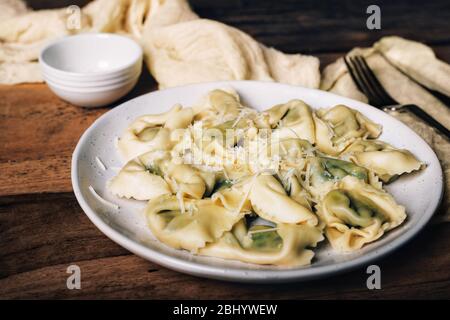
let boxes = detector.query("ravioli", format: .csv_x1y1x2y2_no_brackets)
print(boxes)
199,219,324,266
118,104,194,161
304,156,369,199
192,89,243,127
108,149,215,201
316,176,406,252
108,151,171,201
146,195,244,252
342,139,423,183
211,178,253,213
107,89,423,265
314,105,382,155
249,174,318,225
267,99,316,143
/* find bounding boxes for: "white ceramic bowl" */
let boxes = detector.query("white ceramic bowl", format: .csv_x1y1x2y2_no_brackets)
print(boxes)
42,68,139,88
72,81,443,283
46,75,139,107
40,33,142,78
39,33,143,107
42,60,142,82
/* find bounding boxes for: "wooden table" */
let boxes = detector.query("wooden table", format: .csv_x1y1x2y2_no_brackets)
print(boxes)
1,0,449,299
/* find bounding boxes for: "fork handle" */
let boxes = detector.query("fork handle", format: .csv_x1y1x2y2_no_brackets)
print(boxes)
399,104,450,139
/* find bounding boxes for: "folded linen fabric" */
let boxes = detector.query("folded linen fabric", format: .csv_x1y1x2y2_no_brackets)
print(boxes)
0,0,320,89
141,18,320,89
374,36,450,97
0,0,198,84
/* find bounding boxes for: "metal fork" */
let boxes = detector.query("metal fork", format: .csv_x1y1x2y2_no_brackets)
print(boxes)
344,55,450,139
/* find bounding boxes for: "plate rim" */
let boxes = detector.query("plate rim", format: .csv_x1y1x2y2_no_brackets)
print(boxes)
71,80,444,283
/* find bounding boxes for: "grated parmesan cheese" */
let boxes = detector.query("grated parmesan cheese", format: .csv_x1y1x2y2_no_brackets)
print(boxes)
171,179,186,214
88,185,119,210
248,227,279,235
304,162,312,187
232,109,250,128
234,174,258,215
186,202,198,216
95,156,107,171
222,168,230,181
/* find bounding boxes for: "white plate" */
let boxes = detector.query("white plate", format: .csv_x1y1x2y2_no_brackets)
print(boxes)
71,81,443,283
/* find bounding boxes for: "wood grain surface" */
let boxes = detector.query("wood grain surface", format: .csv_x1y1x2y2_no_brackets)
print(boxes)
0,0,449,299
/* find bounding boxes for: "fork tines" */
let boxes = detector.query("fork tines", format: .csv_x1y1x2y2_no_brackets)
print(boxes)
344,55,397,108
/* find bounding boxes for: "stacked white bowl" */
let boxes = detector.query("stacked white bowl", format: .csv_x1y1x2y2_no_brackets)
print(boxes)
39,33,143,107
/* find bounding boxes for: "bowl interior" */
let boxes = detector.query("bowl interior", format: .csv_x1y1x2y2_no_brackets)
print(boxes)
41,33,142,74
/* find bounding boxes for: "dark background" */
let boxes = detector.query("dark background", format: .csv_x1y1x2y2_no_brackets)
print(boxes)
26,0,450,57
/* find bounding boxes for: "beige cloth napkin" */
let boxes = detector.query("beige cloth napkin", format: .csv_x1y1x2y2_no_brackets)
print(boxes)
321,36,450,221
141,18,320,89
0,0,320,88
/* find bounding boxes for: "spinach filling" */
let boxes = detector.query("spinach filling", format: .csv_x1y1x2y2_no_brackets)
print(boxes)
240,216,282,252
136,126,161,141
144,164,162,176
325,190,384,228
210,179,234,195
318,157,368,182
248,226,283,251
